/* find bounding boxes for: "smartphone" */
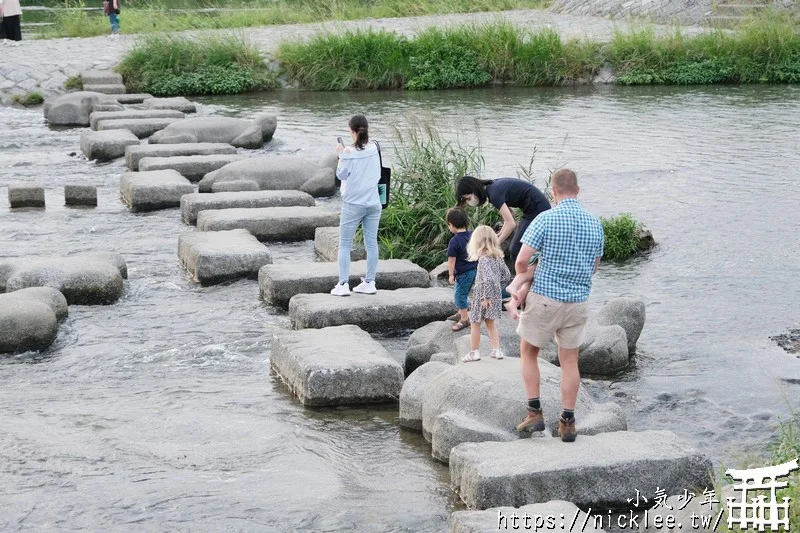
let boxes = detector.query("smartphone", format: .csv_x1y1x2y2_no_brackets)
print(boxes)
337,137,344,146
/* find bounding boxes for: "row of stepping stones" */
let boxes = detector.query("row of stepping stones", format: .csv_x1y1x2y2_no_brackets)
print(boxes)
7,185,97,207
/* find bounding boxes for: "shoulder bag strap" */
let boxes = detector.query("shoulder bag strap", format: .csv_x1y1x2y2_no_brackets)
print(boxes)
374,140,382,167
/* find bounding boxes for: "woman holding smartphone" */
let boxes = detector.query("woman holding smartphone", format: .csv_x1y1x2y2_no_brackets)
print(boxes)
331,115,382,296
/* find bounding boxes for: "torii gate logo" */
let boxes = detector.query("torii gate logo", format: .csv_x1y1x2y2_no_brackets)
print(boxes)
726,459,798,531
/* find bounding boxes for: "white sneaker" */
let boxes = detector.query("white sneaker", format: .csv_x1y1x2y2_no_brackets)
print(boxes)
462,350,481,363
330,282,351,296
352,278,377,294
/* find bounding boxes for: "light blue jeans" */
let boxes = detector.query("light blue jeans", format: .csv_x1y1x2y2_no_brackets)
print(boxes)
338,202,382,284
109,13,119,35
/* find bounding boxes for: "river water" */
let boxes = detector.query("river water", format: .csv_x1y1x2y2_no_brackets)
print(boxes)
1,85,799,531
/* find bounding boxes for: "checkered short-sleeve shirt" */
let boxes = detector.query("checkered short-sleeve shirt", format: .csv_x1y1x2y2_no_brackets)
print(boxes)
521,198,604,302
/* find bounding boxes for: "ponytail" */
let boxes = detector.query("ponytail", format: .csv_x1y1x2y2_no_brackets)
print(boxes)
348,115,369,150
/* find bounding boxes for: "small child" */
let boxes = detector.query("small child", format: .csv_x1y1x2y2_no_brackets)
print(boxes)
446,207,477,332
504,254,539,320
104,0,120,36
463,225,511,362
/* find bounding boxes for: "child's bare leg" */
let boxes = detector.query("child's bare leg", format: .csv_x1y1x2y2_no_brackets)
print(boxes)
470,321,481,352
505,295,521,320
506,265,535,296
485,319,500,350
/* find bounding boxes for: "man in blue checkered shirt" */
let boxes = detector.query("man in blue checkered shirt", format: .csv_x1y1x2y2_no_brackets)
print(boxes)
509,169,604,442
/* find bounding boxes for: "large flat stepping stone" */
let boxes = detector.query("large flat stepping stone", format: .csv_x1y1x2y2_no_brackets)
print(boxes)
196,206,339,242
199,155,336,197
90,109,185,130
81,70,123,86
80,129,139,161
449,430,713,510
83,84,126,95
96,118,183,139
43,91,122,126
125,142,238,171
0,288,67,355
260,259,430,308
178,229,272,286
143,97,197,113
314,226,365,262
451,500,603,533
289,287,455,332
149,114,276,149
119,170,193,212
181,190,314,225
139,154,246,182
271,325,404,406
115,93,154,104
0,252,127,305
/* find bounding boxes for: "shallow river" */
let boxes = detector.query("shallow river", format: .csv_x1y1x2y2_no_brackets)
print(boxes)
1,85,799,531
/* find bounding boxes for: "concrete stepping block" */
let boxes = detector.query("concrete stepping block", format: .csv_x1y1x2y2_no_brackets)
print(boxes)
83,84,127,95
115,93,153,104
139,154,246,182
125,143,238,171
196,206,339,242
43,91,122,127
119,170,194,212
271,325,404,406
181,190,315,225
149,113,276,149
81,70,123,86
80,129,139,161
259,259,431,308
0,288,68,355
314,226,366,262
8,185,45,208
0,252,127,305
90,109,185,130
289,287,455,332
96,118,183,139
143,97,197,113
449,430,713,510
399,361,451,431
178,229,272,286
65,185,97,207
450,500,603,533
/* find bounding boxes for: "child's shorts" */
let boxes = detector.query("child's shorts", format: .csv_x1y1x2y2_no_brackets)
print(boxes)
454,269,477,310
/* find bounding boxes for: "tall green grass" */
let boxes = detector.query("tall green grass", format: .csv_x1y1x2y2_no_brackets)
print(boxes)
116,33,277,96
38,0,551,39
600,214,641,261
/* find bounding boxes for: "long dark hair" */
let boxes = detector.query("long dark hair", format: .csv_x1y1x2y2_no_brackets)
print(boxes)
349,115,369,150
456,176,494,208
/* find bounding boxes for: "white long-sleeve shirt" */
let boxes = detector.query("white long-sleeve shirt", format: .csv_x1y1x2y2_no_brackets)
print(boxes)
336,141,381,207
0,0,23,17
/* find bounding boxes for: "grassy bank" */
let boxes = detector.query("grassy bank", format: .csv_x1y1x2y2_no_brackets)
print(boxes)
38,0,549,39
116,34,277,96
277,12,800,89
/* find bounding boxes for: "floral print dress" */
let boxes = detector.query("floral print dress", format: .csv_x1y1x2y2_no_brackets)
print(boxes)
468,255,511,323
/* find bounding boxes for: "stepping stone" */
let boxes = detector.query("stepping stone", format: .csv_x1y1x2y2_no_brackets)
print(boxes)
259,259,430,308
314,226,365,262
448,430,713,510
90,109,185,130
149,114,276,149
142,97,197,113
450,500,603,533
80,129,139,161
196,206,339,242
289,287,455,332
119,170,194,212
399,361,451,431
0,288,67,355
271,325,404,406
125,143,238,171
181,190,315,225
64,185,97,207
139,154,246,182
8,184,45,208
0,252,127,305
115,93,153,104
178,229,272,286
81,70,123,86
199,155,336,197
43,91,122,127
96,118,183,139
83,84,126,95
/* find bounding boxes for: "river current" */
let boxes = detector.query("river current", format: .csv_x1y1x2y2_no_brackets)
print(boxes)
1,85,799,531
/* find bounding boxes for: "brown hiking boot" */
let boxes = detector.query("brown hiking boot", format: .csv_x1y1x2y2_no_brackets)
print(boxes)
558,416,577,442
516,408,545,433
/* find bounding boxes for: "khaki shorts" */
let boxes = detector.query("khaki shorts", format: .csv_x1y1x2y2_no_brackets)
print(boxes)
516,293,590,349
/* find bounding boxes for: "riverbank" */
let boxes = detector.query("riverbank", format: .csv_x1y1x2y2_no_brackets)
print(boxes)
0,8,711,105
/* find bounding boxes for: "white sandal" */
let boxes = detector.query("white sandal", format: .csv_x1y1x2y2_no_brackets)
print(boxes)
462,350,481,362
490,349,504,360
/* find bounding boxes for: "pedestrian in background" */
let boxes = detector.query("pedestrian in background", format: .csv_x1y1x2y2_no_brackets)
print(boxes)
0,0,23,45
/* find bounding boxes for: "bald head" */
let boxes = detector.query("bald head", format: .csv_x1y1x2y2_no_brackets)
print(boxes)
552,168,579,201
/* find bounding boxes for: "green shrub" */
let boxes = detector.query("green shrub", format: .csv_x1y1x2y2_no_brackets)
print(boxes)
64,74,83,91
406,28,492,90
600,213,640,261
117,33,276,96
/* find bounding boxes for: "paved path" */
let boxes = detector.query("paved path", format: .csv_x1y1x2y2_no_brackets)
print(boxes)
0,9,709,104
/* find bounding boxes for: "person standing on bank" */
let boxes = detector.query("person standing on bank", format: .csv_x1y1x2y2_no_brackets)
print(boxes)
331,115,382,297
511,169,603,443
104,0,120,36
456,176,551,262
0,0,23,44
